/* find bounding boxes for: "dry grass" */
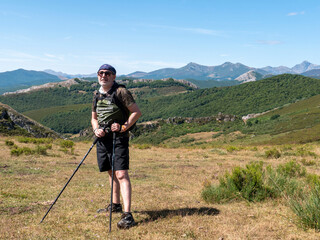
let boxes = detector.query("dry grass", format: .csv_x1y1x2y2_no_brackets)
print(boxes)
1,136,320,239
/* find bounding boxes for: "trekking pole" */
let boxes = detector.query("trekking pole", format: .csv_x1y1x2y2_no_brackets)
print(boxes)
109,131,117,232
40,137,99,223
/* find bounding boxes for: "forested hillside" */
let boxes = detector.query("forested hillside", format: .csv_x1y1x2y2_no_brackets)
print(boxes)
0,79,193,133
138,74,320,121
1,74,319,134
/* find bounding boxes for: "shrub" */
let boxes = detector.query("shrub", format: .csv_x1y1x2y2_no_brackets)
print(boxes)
202,161,308,204
60,140,74,148
35,145,48,155
11,148,24,156
202,160,320,231
10,145,50,156
5,140,14,146
306,174,320,188
226,145,239,152
270,114,280,120
180,137,195,144
17,137,53,144
265,148,281,158
289,186,320,230
21,147,33,155
202,162,274,203
135,144,151,150
276,160,306,178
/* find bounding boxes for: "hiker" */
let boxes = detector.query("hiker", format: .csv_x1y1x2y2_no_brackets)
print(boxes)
91,64,142,229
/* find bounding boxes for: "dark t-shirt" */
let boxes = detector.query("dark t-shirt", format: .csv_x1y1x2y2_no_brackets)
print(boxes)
92,83,135,125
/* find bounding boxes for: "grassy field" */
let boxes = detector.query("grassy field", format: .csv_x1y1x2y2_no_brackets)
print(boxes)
2,136,320,239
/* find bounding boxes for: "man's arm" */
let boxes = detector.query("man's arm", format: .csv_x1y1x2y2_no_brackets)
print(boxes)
92,112,105,137
110,103,142,133
123,103,142,131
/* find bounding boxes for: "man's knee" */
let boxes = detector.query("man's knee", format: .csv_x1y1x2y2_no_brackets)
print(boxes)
115,170,129,181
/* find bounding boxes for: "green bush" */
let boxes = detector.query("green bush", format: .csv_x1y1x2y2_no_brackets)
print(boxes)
17,137,53,144
306,174,320,188
5,140,14,146
35,145,48,155
60,140,74,148
180,137,195,144
265,148,281,158
289,186,320,230
202,161,309,204
276,160,306,178
202,162,274,203
270,114,280,120
134,144,151,149
202,160,320,231
11,148,24,156
10,144,50,156
226,145,239,152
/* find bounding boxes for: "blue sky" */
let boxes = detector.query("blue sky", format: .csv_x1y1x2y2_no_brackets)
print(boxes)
0,0,319,75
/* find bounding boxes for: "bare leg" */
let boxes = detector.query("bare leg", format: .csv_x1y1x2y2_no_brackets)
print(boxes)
108,170,121,204
115,170,132,212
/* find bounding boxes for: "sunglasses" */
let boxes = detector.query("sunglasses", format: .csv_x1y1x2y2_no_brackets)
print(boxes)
98,71,113,76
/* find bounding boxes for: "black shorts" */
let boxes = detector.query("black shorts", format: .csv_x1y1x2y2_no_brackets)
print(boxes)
96,135,129,172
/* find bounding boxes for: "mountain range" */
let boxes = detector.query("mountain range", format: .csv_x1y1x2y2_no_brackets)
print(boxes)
1,61,320,94
124,61,320,80
43,61,320,80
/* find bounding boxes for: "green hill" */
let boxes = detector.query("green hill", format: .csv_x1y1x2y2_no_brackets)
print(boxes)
131,94,320,146
186,79,239,88
1,74,320,136
241,94,320,144
138,74,320,121
0,79,193,133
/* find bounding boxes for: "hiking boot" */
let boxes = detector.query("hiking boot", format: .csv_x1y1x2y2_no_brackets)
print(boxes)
117,212,136,229
97,203,122,213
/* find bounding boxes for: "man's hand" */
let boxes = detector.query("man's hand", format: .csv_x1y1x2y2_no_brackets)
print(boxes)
111,123,121,132
94,128,106,138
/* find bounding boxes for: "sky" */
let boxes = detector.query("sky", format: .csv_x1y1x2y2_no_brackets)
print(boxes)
0,0,319,75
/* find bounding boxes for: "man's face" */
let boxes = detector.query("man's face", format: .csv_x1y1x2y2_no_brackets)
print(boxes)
97,70,116,87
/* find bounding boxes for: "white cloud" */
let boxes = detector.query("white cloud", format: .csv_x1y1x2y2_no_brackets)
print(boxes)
287,11,305,16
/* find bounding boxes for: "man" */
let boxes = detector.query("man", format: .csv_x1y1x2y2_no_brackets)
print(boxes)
91,64,142,229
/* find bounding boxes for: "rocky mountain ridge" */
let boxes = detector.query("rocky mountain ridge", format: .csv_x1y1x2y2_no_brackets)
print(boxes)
235,70,264,83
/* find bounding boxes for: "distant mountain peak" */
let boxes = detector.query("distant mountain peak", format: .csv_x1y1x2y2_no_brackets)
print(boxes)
292,61,320,74
186,62,202,67
221,61,233,66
